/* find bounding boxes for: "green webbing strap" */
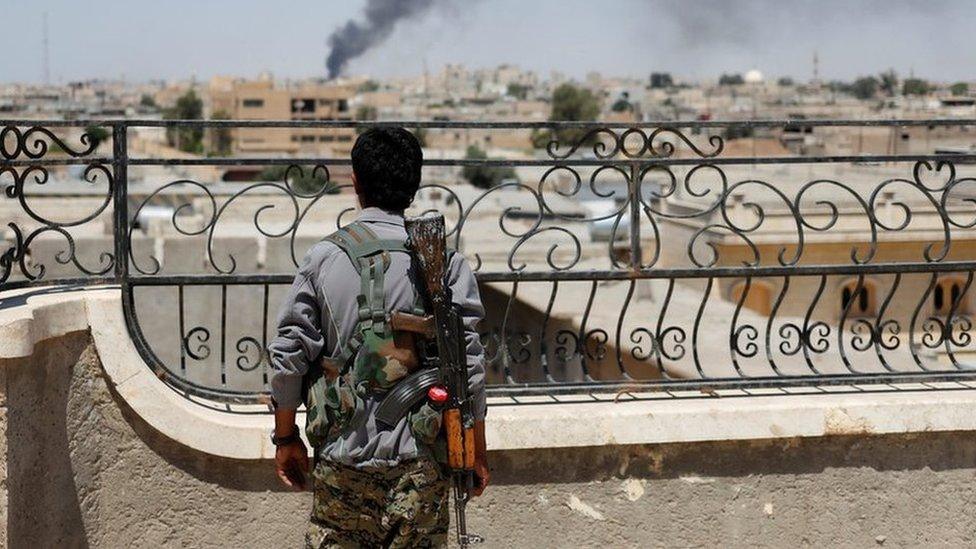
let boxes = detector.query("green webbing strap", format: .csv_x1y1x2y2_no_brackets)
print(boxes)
358,257,373,326
334,332,363,369
320,220,417,372
370,258,386,334
354,239,410,257
325,227,362,275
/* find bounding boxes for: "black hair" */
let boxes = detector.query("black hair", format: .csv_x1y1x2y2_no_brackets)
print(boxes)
351,127,423,212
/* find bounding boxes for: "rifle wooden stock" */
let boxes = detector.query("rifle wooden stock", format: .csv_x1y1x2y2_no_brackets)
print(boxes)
406,213,447,300
463,427,476,470
445,408,464,469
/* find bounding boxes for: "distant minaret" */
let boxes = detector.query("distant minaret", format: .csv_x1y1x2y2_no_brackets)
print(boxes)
812,50,820,86
42,12,50,85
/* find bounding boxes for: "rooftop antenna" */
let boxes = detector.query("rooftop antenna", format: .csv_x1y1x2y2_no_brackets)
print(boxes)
42,12,50,85
812,50,819,85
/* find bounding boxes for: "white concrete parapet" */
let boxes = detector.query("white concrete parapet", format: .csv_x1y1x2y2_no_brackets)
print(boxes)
3,287,976,460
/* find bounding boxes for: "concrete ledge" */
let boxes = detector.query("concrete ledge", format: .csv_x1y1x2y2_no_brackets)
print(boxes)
5,286,976,461
0,288,93,359
485,388,976,451
1,287,277,460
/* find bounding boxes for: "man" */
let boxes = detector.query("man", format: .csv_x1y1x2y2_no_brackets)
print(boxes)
267,127,489,548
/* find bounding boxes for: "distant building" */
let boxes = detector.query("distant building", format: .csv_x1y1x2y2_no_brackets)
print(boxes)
649,72,674,89
208,76,356,158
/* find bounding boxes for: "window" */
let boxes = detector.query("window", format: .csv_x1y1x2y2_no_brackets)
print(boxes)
299,135,315,143
337,99,349,112
337,135,352,142
934,276,969,316
242,99,264,108
317,99,333,107
291,98,315,113
839,278,876,317
318,135,335,142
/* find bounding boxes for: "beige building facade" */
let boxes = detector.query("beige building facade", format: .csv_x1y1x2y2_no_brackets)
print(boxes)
208,76,357,158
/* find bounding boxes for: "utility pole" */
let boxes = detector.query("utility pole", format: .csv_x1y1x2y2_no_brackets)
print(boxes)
42,12,50,85
422,57,429,102
812,50,819,86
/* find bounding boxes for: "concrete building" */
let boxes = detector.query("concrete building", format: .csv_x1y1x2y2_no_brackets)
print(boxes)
208,76,357,158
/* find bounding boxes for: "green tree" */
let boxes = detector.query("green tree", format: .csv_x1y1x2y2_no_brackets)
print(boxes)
506,83,530,100
719,73,745,86
531,83,601,149
549,83,600,120
827,80,852,94
610,91,632,112
777,77,794,87
139,94,157,108
355,105,379,134
902,78,931,96
851,76,879,100
879,70,899,96
611,98,631,112
84,125,111,149
355,105,378,120
461,145,517,189
950,82,969,96
164,89,204,154
357,79,380,93
209,110,233,156
258,165,339,195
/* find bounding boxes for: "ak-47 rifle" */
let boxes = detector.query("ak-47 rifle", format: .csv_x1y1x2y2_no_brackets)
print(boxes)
375,212,483,547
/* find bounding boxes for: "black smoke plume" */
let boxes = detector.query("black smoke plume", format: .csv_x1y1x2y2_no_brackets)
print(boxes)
326,0,436,79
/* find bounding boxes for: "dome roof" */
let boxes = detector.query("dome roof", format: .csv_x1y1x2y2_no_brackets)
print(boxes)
744,69,764,84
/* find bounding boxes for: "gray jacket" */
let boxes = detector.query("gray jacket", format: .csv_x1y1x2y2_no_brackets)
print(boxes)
267,207,487,467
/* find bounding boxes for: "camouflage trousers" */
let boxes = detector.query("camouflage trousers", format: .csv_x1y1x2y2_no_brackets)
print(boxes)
305,458,450,548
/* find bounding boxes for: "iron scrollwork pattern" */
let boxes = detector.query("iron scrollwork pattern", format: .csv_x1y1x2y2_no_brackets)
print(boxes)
1,125,113,287
5,119,976,406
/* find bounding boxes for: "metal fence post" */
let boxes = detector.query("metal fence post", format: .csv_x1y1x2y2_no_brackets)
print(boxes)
628,162,642,270
112,122,129,282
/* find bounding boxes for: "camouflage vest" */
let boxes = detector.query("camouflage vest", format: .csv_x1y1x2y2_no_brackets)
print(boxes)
303,221,436,449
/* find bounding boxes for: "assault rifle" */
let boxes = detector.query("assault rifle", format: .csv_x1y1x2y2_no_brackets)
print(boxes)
375,212,483,547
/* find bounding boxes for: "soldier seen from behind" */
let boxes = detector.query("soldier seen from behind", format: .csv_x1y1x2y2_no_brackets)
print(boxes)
267,127,489,548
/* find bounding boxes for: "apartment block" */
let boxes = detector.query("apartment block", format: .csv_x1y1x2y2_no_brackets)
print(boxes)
208,76,357,158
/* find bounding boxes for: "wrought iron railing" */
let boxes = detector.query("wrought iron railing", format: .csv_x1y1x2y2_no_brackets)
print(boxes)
4,119,976,406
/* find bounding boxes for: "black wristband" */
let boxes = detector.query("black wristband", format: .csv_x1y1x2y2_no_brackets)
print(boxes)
271,426,301,447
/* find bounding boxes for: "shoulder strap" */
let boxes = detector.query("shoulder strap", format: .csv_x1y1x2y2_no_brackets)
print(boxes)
324,221,411,273
323,221,420,369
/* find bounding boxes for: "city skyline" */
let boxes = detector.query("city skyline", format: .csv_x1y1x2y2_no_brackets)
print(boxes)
4,0,976,85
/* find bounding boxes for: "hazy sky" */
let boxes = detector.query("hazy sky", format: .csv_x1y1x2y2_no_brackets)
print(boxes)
4,0,976,84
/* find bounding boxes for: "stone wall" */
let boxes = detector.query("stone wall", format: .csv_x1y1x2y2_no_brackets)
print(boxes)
3,330,976,548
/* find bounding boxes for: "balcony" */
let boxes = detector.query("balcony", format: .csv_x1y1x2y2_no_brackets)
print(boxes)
5,119,976,546
5,119,976,404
